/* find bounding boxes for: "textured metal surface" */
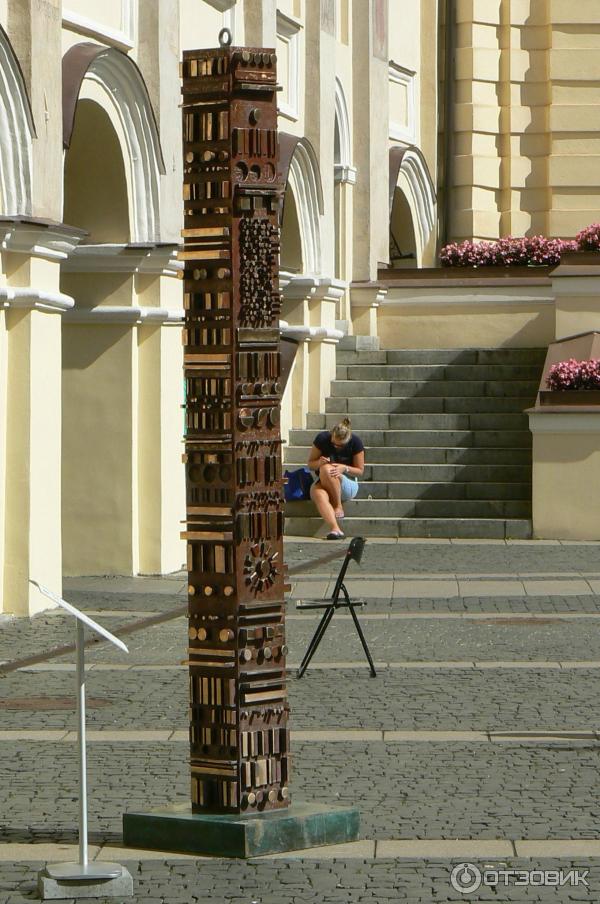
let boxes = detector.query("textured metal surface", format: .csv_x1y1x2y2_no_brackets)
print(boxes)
180,39,289,814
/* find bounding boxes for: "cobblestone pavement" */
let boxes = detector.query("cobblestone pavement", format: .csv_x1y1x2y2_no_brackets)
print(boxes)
2,858,598,904
3,541,600,902
3,739,600,844
3,667,600,732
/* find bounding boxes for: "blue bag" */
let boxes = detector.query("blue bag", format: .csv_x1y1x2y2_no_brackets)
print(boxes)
284,467,313,501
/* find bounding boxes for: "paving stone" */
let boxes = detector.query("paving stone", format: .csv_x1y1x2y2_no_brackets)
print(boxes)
5,545,600,902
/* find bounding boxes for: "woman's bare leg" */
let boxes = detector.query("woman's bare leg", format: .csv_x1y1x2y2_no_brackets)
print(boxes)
319,468,344,520
311,483,341,533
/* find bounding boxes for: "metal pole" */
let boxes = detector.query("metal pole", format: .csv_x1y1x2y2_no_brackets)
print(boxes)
76,620,88,867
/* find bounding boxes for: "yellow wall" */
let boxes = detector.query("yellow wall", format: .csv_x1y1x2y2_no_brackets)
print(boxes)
450,0,600,241
62,323,137,575
138,322,185,574
532,424,600,540
378,280,555,348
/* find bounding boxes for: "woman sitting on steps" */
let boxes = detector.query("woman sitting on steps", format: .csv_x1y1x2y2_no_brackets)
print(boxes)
306,417,365,540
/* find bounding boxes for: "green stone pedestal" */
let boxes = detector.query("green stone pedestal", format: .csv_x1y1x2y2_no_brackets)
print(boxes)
123,801,359,858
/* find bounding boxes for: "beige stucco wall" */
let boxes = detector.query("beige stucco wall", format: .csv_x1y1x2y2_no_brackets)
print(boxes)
378,281,555,348
551,272,600,341
531,414,600,540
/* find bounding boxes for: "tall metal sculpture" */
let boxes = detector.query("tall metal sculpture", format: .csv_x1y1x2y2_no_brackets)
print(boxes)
123,32,358,855
180,31,289,815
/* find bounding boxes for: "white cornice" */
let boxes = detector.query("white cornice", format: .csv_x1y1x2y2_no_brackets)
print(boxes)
62,7,134,52
528,410,600,433
380,292,555,307
0,286,74,313
64,305,183,325
0,221,85,261
350,284,388,307
279,319,343,344
280,273,345,301
62,244,182,276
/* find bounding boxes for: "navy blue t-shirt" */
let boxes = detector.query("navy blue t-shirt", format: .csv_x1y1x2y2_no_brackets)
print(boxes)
313,431,364,470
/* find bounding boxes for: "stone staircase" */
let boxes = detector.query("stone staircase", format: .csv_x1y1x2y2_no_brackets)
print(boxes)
283,339,546,538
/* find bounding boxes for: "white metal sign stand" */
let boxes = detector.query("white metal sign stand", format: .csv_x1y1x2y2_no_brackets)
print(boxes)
30,581,133,897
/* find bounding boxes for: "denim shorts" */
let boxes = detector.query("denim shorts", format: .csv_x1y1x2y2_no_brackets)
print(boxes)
340,475,359,502
314,473,359,502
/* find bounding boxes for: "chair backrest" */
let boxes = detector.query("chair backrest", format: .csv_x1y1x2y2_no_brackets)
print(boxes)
348,536,366,565
331,536,366,600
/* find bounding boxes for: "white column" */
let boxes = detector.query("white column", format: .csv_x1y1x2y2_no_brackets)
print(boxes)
3,293,71,615
350,283,387,339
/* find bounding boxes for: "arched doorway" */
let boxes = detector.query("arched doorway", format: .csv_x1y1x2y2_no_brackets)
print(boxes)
60,44,183,578
389,187,418,268
388,146,436,268
63,99,130,242
0,25,34,216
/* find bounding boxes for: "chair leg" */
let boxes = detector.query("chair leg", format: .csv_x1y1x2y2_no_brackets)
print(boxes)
348,603,377,677
297,606,336,678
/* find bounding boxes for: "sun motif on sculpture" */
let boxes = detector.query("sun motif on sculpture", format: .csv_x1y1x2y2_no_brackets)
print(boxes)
244,541,278,593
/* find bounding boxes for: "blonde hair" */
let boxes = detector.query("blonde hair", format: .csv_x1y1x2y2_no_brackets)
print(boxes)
331,417,352,443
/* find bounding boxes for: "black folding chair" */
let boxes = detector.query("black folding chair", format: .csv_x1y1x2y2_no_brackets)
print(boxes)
296,537,376,678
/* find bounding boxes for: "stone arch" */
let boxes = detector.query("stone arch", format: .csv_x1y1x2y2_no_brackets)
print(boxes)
63,43,165,242
389,145,436,265
0,25,35,215
285,138,324,276
334,77,351,171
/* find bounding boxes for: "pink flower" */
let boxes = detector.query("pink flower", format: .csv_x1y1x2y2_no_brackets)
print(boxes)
546,358,600,390
576,224,600,251
441,235,577,267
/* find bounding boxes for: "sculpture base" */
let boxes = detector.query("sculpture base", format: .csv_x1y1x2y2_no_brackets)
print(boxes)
123,801,359,858
38,866,133,900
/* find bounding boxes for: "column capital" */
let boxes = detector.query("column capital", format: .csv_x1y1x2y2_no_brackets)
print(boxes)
350,281,388,307
0,286,74,314
334,164,358,185
0,216,86,262
62,243,182,276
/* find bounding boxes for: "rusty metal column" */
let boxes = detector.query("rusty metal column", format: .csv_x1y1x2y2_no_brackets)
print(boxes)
180,31,290,815
123,31,359,857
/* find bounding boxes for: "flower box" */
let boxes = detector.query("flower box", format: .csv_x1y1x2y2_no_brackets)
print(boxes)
539,390,600,406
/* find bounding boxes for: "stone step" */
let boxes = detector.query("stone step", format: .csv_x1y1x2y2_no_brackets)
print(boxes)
330,380,539,398
329,481,532,500
285,498,531,518
284,516,532,539
336,350,389,365
337,335,381,351
365,463,531,482
325,396,535,414
306,412,529,431
289,428,532,449
284,445,531,465
283,461,532,482
336,363,542,382
336,348,547,365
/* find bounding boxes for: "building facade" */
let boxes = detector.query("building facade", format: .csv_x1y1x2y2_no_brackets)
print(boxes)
1,0,599,615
